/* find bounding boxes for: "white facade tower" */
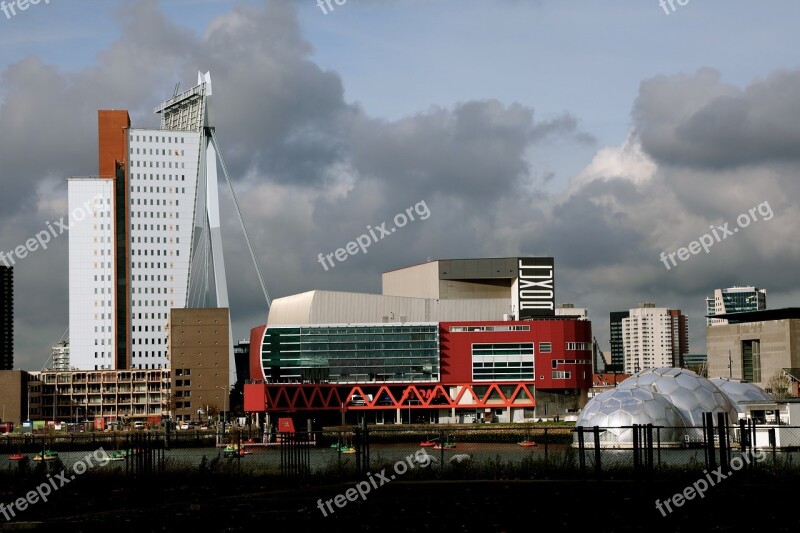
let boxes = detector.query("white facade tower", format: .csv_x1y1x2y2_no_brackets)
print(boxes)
69,72,231,371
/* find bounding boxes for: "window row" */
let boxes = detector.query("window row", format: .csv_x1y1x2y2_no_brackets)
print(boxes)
472,343,534,356
449,325,530,332
132,135,186,143
133,148,186,156
130,185,187,194
132,249,180,256
130,211,181,219
132,225,179,232
551,359,591,368
132,300,173,307
132,199,180,206
134,237,179,244
132,160,187,169
565,342,592,351
131,174,187,182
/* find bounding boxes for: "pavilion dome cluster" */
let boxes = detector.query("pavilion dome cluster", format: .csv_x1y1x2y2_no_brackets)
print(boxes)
575,368,770,447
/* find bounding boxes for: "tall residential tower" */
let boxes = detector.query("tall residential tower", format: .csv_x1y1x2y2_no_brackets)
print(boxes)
0,266,12,370
68,72,230,371
622,303,688,373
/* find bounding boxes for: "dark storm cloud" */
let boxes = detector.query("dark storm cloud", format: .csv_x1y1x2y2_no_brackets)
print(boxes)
531,179,647,269
347,100,540,205
6,0,797,369
183,1,355,186
634,68,800,169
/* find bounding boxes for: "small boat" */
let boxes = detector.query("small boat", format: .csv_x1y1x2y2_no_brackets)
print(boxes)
433,442,456,450
108,450,131,461
8,453,26,461
518,440,538,447
222,444,248,458
33,450,59,462
420,440,436,447
340,446,356,454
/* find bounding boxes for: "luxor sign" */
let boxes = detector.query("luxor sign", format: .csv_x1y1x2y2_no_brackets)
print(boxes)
517,257,555,318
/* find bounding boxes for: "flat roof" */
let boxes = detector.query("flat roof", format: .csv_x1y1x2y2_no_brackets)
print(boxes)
382,257,519,274
708,308,800,323
739,398,800,405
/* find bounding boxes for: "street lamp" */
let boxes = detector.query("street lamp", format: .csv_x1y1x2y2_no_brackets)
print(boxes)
215,385,229,428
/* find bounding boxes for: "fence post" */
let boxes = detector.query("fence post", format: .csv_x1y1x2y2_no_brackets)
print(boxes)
363,420,369,473
237,430,242,470
768,427,777,465
593,426,601,479
576,426,585,477
354,425,362,473
439,429,445,476
717,412,729,468
656,426,662,467
704,412,717,471
543,427,548,465
337,430,342,477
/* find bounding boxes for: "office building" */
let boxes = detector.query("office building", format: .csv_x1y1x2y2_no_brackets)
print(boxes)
706,286,766,326
707,308,800,390
0,266,12,370
231,339,251,413
622,303,688,374
245,257,595,426
556,303,588,320
68,72,231,371
609,311,629,372
0,370,30,425
167,308,230,423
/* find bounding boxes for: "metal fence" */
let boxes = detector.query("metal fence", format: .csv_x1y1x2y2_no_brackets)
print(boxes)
3,419,800,481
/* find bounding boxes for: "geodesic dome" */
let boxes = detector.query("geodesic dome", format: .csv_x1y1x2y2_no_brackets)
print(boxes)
617,367,737,428
710,377,773,415
575,387,686,446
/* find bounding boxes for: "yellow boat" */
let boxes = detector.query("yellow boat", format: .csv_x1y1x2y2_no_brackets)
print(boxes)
33,450,59,462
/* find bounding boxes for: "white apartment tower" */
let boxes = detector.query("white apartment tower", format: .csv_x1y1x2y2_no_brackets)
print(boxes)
622,303,689,373
68,72,230,371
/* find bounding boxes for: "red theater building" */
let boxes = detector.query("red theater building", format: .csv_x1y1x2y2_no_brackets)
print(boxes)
244,258,593,427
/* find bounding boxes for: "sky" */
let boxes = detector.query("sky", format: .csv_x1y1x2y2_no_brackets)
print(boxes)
2,0,800,372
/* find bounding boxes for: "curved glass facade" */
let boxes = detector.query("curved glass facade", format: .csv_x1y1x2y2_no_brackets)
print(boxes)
261,324,440,384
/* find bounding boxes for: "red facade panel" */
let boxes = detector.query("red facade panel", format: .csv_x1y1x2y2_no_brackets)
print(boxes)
98,110,130,178
244,382,267,412
439,319,592,390
249,325,267,382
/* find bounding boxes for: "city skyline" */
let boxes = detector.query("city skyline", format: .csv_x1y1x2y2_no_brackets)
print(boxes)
1,1,799,372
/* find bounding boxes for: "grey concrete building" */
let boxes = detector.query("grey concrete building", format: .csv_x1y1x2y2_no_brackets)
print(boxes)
707,308,800,391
